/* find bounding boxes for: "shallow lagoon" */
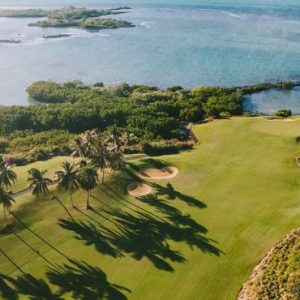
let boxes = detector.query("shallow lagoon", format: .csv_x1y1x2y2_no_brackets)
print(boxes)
244,88,300,114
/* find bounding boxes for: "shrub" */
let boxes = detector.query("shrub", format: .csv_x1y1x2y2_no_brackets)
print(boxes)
274,110,292,118
142,140,193,156
5,154,33,166
0,138,9,153
31,148,50,161
219,112,231,119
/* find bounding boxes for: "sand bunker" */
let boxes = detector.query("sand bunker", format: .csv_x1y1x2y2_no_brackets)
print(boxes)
127,182,152,197
139,167,179,180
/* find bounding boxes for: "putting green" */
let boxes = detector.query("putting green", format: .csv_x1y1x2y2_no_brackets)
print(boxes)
1,117,300,300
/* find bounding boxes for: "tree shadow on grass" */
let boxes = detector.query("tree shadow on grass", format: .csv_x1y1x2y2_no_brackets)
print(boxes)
59,194,221,272
0,273,61,300
46,259,131,300
11,229,56,268
0,275,18,300
114,165,142,186
59,219,121,258
127,159,168,173
98,184,165,222
138,194,208,234
74,206,114,227
0,248,130,300
10,212,70,261
152,182,207,209
0,262,130,300
108,207,220,256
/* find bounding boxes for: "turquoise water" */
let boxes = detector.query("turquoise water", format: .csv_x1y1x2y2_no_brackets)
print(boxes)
244,87,300,114
1,1,300,106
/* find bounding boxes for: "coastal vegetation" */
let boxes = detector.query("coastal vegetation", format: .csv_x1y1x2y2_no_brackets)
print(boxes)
0,80,243,164
0,80,296,164
239,227,300,299
274,109,292,118
1,118,300,299
238,80,297,95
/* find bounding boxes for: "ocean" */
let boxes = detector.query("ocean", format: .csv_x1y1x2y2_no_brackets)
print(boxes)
1,0,300,111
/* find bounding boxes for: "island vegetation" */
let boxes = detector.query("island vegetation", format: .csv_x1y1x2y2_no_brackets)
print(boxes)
0,8,47,18
31,17,134,30
0,6,135,31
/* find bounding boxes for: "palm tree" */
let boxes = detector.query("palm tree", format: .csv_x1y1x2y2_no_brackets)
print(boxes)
0,164,17,188
91,142,108,183
0,185,14,226
55,162,79,208
120,132,137,150
106,150,125,176
27,168,51,196
70,136,86,157
77,165,98,209
27,168,73,219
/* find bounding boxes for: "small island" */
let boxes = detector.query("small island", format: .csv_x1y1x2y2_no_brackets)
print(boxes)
30,18,134,30
0,8,47,18
0,39,21,44
0,6,135,31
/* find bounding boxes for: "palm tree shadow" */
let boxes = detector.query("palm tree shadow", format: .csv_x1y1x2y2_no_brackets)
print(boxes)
0,275,18,300
58,219,121,258
113,165,143,188
98,184,166,222
46,259,131,300
10,212,70,260
0,273,61,300
107,207,221,256
60,175,222,272
138,194,208,233
152,183,207,209
104,209,186,272
74,206,113,227
11,229,56,267
0,249,129,300
127,159,168,172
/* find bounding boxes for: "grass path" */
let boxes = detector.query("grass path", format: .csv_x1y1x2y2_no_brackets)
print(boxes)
1,117,300,299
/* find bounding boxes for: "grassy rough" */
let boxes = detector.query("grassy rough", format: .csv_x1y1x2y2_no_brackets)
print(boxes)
239,227,300,299
1,117,300,299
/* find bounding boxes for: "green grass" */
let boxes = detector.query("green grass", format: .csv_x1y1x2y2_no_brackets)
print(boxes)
1,117,300,299
10,156,80,192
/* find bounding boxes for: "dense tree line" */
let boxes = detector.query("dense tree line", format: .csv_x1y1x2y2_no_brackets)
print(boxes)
0,81,243,162
1,80,296,164
22,81,243,134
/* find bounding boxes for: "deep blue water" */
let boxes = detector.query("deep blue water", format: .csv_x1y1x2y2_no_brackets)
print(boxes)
1,0,300,109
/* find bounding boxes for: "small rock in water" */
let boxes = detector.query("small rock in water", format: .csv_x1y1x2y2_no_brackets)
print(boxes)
43,34,71,39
